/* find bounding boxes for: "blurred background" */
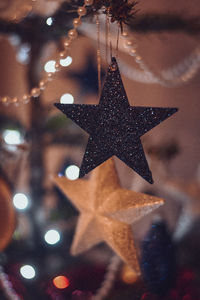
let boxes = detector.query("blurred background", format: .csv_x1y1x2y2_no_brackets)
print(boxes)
0,0,200,299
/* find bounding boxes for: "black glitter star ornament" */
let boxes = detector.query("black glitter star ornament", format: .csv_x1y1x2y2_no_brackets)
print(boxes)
55,57,178,184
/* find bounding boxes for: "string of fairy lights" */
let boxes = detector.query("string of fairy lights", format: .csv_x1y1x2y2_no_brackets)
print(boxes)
0,2,200,299
1,0,200,106
120,28,200,86
1,126,81,297
80,19,200,86
0,125,135,298
0,0,94,106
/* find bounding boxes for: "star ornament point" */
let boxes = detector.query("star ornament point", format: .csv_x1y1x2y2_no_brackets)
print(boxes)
54,158,164,273
55,57,178,184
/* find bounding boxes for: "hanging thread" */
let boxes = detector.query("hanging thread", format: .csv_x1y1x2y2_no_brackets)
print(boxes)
116,24,120,59
105,13,109,65
107,15,113,60
96,14,102,95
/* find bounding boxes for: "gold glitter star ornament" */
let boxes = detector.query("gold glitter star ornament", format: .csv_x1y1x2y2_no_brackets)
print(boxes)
54,159,164,274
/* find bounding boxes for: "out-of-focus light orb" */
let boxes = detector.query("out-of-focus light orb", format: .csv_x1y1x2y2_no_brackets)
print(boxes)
121,265,138,284
8,35,21,47
16,44,30,64
46,17,53,26
44,60,56,73
53,275,70,289
13,193,29,210
60,93,74,104
20,265,36,279
44,229,60,245
65,165,80,180
3,129,22,145
59,56,72,67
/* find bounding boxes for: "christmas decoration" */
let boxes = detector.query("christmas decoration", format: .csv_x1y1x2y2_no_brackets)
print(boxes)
0,177,16,251
93,255,121,300
80,21,200,86
0,266,20,300
55,57,178,183
120,264,138,285
1,1,200,106
91,0,137,29
141,268,200,300
54,158,164,273
0,0,95,106
141,220,175,295
1,0,200,299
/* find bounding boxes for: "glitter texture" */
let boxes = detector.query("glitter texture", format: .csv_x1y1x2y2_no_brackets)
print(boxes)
55,57,178,184
141,221,175,294
54,158,164,273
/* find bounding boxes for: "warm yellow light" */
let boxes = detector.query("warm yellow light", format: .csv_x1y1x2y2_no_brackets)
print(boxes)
53,276,70,289
121,264,138,285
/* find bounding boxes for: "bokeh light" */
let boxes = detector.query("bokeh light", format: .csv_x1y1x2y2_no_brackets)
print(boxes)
65,165,80,180
46,17,53,26
16,43,30,65
60,93,74,104
3,129,23,145
53,276,70,289
59,56,72,67
44,60,56,73
13,193,29,210
44,229,61,245
121,264,138,284
20,265,36,279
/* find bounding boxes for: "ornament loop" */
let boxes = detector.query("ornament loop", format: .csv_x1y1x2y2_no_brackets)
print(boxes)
110,59,117,72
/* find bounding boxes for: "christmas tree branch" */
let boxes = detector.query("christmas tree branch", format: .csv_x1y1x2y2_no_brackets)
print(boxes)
0,13,200,44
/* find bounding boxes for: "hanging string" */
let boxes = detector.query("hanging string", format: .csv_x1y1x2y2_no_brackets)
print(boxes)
107,15,112,60
93,255,121,300
105,13,109,65
96,14,101,95
116,24,120,59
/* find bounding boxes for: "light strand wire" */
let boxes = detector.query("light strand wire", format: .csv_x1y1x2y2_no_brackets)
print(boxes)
80,20,200,86
93,255,121,300
0,0,93,106
0,266,20,300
